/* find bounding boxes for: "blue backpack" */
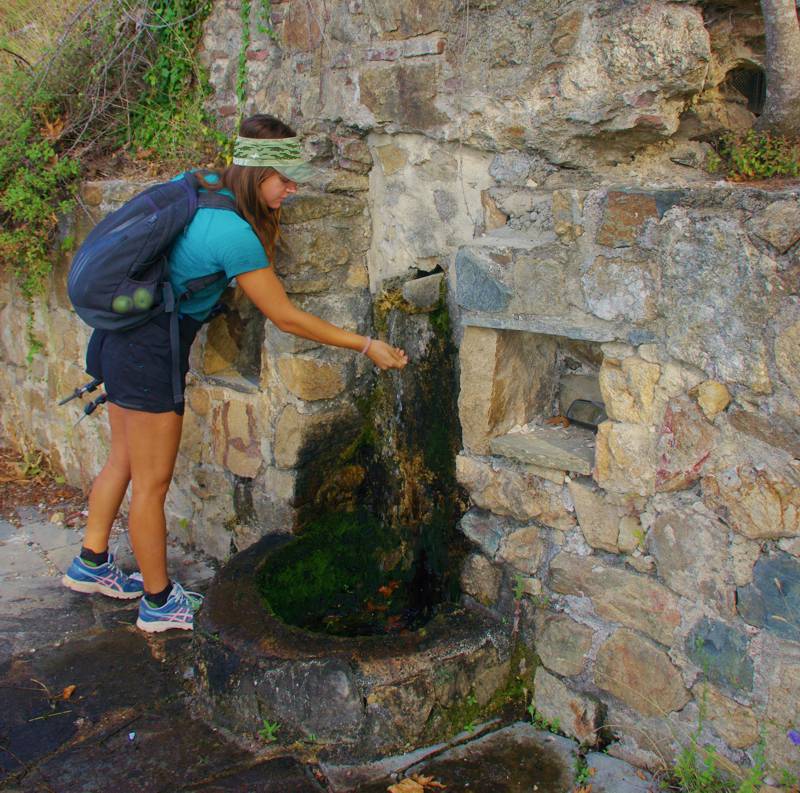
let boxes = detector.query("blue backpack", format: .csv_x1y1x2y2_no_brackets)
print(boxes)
67,171,239,407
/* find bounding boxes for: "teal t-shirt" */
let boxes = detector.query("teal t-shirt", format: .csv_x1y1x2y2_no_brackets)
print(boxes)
169,173,269,320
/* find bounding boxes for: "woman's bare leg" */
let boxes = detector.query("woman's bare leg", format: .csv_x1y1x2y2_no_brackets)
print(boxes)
82,403,131,553
118,407,184,594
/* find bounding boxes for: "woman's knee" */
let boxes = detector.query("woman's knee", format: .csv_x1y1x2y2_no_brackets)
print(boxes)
102,454,131,482
130,477,172,503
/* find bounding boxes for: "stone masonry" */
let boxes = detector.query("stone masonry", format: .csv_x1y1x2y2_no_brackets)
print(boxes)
1,0,799,780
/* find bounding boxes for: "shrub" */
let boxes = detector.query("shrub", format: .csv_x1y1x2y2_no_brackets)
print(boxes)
0,0,222,299
709,130,800,182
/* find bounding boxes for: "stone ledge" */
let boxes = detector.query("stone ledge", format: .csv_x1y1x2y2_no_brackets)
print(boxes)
197,368,261,394
489,426,595,476
459,312,627,344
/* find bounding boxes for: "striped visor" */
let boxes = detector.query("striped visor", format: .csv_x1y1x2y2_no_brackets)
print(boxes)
232,136,317,182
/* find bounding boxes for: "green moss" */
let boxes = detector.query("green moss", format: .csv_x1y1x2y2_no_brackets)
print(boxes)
428,281,452,339
338,390,382,464
258,510,412,635
268,280,466,638
427,640,540,743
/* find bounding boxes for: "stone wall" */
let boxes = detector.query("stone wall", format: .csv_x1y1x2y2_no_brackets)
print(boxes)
0,180,374,560
1,0,799,779
452,183,800,774
197,0,800,776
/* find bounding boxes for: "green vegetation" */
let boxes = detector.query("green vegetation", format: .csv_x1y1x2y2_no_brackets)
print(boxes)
574,756,592,787
257,718,280,743
707,130,800,181
527,704,560,734
670,739,766,793
130,0,224,161
663,688,767,793
430,641,538,744
257,509,409,635
0,0,225,301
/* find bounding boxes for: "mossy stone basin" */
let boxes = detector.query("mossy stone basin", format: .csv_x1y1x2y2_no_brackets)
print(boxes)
193,533,515,761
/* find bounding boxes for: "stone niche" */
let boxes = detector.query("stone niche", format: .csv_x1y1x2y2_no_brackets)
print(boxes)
196,284,265,389
458,325,604,479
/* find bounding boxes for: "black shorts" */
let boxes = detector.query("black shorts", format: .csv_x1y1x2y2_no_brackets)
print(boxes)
86,314,202,415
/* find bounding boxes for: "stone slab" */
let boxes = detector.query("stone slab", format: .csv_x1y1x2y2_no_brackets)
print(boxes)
191,757,328,791
490,427,595,475
26,521,83,552
686,617,754,693
559,374,603,413
584,752,654,792
0,518,17,541
736,551,800,643
358,723,578,793
402,273,444,310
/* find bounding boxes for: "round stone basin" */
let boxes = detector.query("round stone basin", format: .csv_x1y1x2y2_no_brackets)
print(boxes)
194,533,514,761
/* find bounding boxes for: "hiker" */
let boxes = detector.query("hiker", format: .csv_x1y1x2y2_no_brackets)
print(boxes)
62,114,408,631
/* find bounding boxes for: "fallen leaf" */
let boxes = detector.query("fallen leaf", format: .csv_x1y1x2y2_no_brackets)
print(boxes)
365,600,388,612
388,774,446,792
388,780,425,793
378,580,400,598
545,415,570,428
61,685,76,700
412,775,446,789
635,770,647,780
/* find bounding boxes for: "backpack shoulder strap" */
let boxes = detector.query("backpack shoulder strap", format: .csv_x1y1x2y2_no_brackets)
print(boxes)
197,192,239,213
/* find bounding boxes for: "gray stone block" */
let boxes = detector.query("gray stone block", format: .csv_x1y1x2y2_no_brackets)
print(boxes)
455,249,512,312
686,617,754,693
490,427,595,475
737,551,800,642
585,752,653,792
402,273,444,310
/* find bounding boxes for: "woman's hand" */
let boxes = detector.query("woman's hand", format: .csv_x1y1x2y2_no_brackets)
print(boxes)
236,269,410,368
367,339,409,370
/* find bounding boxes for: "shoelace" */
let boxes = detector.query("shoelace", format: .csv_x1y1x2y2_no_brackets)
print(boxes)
170,581,204,609
107,544,142,582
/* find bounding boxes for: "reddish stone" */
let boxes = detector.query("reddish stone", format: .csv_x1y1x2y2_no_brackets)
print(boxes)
633,91,657,108
359,63,447,129
366,46,400,61
655,395,716,492
330,52,352,69
634,114,669,131
282,2,322,52
597,191,659,248
246,49,271,61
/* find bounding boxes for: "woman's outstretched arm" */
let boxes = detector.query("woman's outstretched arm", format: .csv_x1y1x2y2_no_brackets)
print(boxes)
236,266,409,370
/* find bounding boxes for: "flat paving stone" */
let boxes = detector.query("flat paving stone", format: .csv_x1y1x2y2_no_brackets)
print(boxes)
0,518,18,541
359,723,578,793
0,626,175,781
585,752,655,792
187,757,328,792
25,521,82,552
24,707,253,793
490,426,595,475
0,538,51,582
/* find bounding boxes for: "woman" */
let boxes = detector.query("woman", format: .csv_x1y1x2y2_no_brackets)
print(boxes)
62,114,408,632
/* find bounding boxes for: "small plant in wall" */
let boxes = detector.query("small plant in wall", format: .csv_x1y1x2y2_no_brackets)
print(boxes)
257,718,280,743
527,704,560,735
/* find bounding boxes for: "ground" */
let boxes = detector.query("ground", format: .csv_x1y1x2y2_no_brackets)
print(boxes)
0,447,86,527
0,443,656,792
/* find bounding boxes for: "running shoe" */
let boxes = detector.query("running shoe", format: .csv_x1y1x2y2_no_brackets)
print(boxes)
62,552,144,600
136,582,203,632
